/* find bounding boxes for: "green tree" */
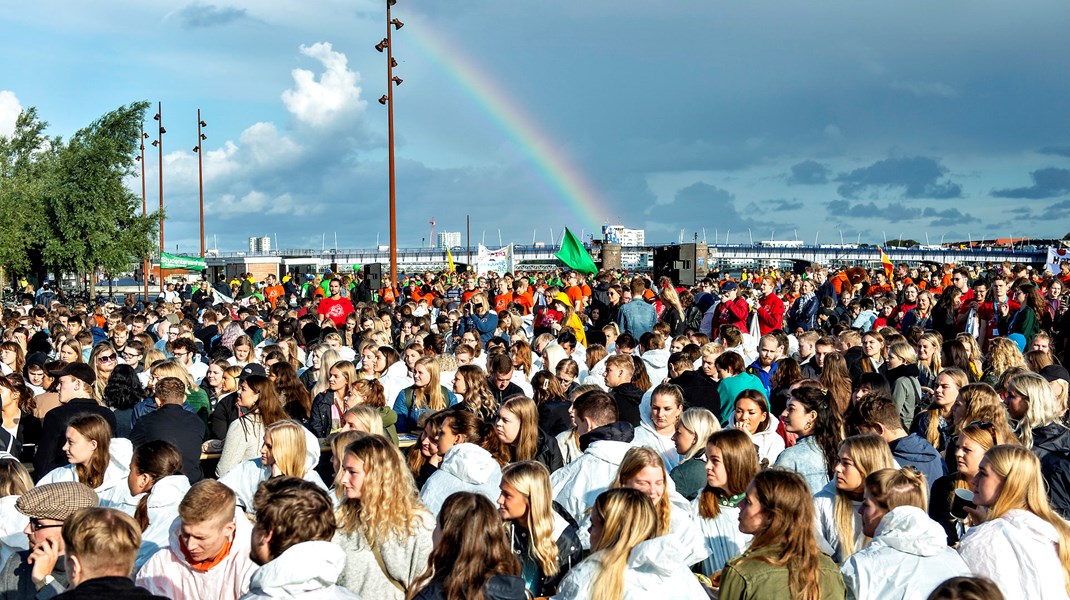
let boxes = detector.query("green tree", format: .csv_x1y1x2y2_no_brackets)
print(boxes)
0,107,56,283
41,101,159,294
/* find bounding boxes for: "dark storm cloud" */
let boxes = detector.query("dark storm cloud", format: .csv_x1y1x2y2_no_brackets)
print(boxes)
992,167,1070,199
1039,146,1070,158
673,183,770,231
1039,199,1070,221
174,3,248,29
835,157,963,200
787,161,831,185
921,207,978,227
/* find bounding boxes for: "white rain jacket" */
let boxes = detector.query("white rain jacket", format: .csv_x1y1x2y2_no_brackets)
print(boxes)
379,361,413,422
957,509,1070,600
136,507,257,600
581,355,609,390
37,437,137,514
840,506,971,600
728,415,784,466
241,540,361,599
691,497,751,576
136,474,191,570
219,426,326,513
640,347,670,390
419,443,502,516
0,495,27,570
551,439,634,526
552,533,709,600
632,421,681,471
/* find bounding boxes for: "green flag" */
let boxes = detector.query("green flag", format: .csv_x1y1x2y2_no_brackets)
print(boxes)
160,252,207,271
555,227,597,275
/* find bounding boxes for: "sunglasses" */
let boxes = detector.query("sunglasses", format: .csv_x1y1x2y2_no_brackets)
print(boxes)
98,354,117,363
29,518,63,532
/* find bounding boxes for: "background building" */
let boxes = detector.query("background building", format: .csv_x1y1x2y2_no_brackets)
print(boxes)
437,231,461,249
248,236,271,254
602,225,646,268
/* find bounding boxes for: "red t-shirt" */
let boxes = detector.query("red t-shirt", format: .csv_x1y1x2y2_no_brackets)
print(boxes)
317,296,355,327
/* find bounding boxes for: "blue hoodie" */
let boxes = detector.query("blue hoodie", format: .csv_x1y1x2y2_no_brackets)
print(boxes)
889,433,947,486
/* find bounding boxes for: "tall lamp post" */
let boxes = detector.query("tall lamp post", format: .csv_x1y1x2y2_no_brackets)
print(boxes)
376,0,404,290
192,110,207,257
135,124,150,303
151,103,166,294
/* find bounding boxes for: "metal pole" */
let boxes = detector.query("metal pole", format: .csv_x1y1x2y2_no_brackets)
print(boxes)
467,214,471,265
197,109,205,257
157,102,165,296
386,0,398,292
140,123,149,304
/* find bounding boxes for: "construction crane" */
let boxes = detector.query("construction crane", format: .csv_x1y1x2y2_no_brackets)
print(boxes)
429,219,435,249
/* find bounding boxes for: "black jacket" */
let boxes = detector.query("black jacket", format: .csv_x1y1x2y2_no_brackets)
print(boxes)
34,398,118,481
1031,423,1070,462
507,520,583,596
1041,449,1070,519
490,381,525,405
0,410,41,463
533,429,565,474
537,400,572,437
55,576,169,600
209,392,240,441
609,383,644,427
579,421,634,452
670,371,719,415
130,403,206,483
308,390,338,439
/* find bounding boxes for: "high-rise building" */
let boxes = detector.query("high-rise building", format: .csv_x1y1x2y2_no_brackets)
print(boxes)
437,231,461,249
249,236,271,254
602,225,645,267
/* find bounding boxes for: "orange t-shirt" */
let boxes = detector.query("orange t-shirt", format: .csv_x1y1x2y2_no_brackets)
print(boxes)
494,292,512,313
566,286,584,308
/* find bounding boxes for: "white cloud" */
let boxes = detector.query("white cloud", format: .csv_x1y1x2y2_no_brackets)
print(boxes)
280,42,366,127
238,122,302,168
0,91,22,138
207,190,324,219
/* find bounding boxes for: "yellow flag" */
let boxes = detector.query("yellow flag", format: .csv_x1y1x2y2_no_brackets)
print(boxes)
447,247,455,272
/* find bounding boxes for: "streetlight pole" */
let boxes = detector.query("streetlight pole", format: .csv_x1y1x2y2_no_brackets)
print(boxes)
377,0,404,292
152,103,166,295
193,109,207,257
136,124,149,304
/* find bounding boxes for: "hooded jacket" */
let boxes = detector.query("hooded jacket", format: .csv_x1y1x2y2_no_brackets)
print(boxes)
136,474,192,570
840,506,970,600
886,362,922,430
609,384,645,427
219,427,326,513
813,480,864,564
551,534,709,600
957,509,1070,600
729,414,785,467
691,496,751,577
507,512,583,596
632,420,681,471
37,437,137,514
888,433,946,488
419,442,502,516
241,541,360,599
640,347,670,389
136,508,257,600
551,422,635,526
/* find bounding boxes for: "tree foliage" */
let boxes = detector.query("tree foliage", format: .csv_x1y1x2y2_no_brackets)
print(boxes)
0,102,159,283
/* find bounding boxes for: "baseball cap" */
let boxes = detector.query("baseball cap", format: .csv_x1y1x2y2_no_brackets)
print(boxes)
48,362,96,386
720,281,738,292
239,363,266,382
16,481,99,521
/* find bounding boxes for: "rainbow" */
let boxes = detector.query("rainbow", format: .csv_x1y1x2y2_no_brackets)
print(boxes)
405,19,611,233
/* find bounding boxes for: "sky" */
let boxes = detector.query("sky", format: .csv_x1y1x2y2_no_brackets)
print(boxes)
2,0,1068,253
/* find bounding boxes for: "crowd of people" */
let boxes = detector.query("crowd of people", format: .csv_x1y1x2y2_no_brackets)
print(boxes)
0,257,1068,599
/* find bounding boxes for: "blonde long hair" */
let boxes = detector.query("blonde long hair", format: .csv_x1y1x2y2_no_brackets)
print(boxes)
588,488,657,600
500,461,559,577
833,434,896,559
983,445,1070,596
312,348,341,397
613,447,671,536
337,435,426,549
412,357,447,411
1007,372,1067,450
924,368,968,448
500,396,539,462
264,420,308,478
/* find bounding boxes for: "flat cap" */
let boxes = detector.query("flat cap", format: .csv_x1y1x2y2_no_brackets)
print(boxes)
16,482,99,521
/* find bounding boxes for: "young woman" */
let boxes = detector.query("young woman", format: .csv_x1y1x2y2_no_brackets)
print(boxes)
693,428,760,576
841,467,971,599
339,405,387,437
530,370,571,437
310,347,342,399
916,331,943,392
812,434,897,563
37,413,134,512
497,461,582,596
719,469,846,600
334,434,435,600
912,368,968,453
554,488,709,600
419,410,503,515
495,396,563,473
393,356,457,433
555,359,580,398
309,360,358,438
957,445,1070,600
127,440,190,569
406,413,443,489
357,342,379,381
631,383,686,471
611,446,706,566
731,388,784,467
409,492,524,600
1004,371,1070,460
0,342,25,378
203,358,232,407
0,375,40,462
269,361,313,425
668,408,720,501
88,342,119,400
900,289,934,331
452,364,498,425
1007,283,1045,349
850,331,887,384
208,364,244,441
347,379,399,445
216,374,288,477
58,338,83,364
775,385,844,492
885,341,923,431
228,335,254,367
218,419,327,513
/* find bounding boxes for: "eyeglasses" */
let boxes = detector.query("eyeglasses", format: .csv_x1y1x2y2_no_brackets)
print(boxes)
173,352,189,359
98,354,117,363
29,518,63,532
122,351,142,360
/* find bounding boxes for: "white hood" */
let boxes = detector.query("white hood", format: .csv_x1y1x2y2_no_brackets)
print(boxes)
146,474,191,509
871,506,952,557
627,535,690,576
301,426,321,473
248,540,346,597
584,439,634,467
439,443,499,485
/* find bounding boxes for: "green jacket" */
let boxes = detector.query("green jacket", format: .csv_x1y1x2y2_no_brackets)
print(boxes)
669,456,707,501
720,544,846,600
